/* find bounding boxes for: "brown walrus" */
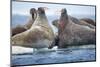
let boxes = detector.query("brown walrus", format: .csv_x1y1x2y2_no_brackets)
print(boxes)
24,8,37,29
72,17,95,29
57,8,96,48
11,8,37,36
12,7,55,49
69,16,95,28
79,20,95,29
12,25,27,36
52,15,95,29
80,18,96,26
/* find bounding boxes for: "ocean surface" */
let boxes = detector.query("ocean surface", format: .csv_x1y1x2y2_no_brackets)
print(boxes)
11,14,96,66
12,45,96,66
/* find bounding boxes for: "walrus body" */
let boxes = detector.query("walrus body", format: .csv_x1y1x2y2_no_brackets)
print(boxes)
12,25,27,36
70,16,95,29
58,8,96,48
12,8,36,36
80,18,96,26
12,7,54,49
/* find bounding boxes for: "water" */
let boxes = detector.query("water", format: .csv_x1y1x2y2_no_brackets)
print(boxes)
12,45,96,66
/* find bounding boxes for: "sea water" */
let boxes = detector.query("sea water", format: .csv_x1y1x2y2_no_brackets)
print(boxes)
12,45,96,66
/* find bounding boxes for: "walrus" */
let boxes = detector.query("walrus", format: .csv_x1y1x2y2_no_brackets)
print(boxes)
24,8,37,29
12,25,27,36
51,15,84,49
52,16,95,29
80,18,96,26
69,16,95,29
79,20,95,29
11,8,37,36
57,8,96,48
12,7,55,49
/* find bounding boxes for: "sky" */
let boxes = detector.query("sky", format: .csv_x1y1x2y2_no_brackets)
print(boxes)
12,1,96,16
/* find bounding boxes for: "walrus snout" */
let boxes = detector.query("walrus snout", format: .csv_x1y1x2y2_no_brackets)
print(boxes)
30,8,37,21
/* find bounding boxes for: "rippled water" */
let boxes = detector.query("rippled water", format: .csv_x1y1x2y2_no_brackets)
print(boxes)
11,45,96,66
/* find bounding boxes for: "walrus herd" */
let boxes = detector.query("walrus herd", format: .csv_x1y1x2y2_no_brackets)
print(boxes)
11,7,96,49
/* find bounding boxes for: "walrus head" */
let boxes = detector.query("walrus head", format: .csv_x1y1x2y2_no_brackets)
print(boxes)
59,8,69,32
38,7,48,15
38,7,45,14
30,8,37,21
32,7,50,27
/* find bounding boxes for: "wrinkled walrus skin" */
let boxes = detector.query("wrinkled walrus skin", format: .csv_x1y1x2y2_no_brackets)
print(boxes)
12,7,55,49
58,8,96,48
80,18,96,26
